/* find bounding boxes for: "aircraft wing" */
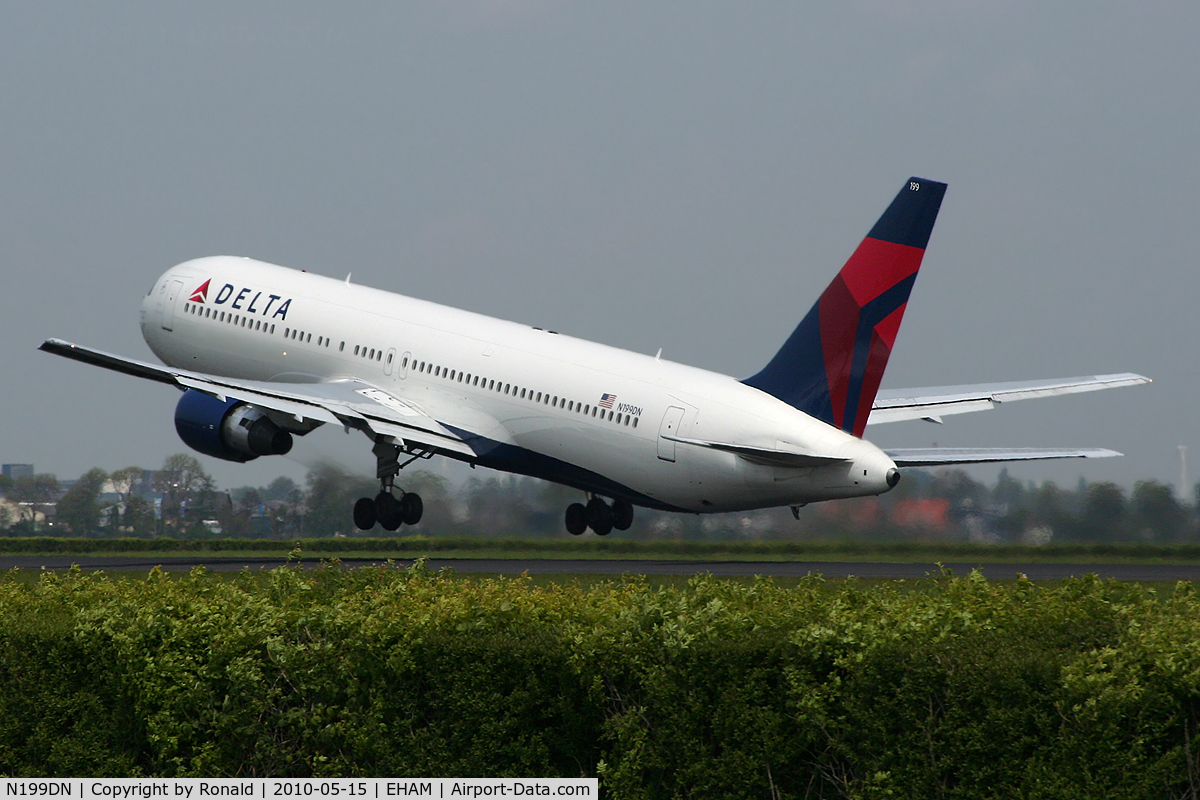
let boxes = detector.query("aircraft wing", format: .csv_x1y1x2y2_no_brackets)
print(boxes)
39,338,496,459
885,447,1121,467
869,373,1150,425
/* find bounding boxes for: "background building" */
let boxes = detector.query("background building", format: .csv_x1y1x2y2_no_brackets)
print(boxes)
2,464,33,480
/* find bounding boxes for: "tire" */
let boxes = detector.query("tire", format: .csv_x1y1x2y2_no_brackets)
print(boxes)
375,492,403,531
586,497,613,536
565,503,588,535
401,492,424,526
612,499,634,530
353,497,377,530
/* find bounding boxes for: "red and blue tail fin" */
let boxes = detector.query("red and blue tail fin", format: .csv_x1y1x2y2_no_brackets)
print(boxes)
742,177,947,437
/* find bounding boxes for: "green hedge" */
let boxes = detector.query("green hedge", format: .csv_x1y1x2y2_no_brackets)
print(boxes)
2,565,1199,797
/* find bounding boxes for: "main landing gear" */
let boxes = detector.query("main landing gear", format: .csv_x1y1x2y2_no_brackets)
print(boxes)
353,439,426,532
565,496,634,536
353,491,423,531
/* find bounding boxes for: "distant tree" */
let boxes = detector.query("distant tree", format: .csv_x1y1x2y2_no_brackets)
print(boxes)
1029,481,1073,539
121,496,158,537
399,469,455,533
8,473,61,535
992,468,1026,508
304,462,376,536
153,454,216,534
930,470,987,533
109,466,147,501
238,488,264,512
0,474,12,496
1131,480,1190,542
466,475,538,535
263,476,298,503
223,487,264,538
56,468,108,535
1080,482,1128,541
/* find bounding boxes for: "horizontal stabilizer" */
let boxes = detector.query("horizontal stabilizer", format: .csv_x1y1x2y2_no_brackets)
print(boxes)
662,435,849,468
886,447,1122,467
870,373,1150,425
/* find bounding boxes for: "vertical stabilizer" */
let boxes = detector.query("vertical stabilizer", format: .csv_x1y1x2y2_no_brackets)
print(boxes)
743,178,947,437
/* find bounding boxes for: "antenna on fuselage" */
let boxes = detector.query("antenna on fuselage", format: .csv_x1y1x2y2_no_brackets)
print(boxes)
345,273,352,285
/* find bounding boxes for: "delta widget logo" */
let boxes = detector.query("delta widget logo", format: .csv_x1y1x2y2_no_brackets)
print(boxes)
188,279,211,304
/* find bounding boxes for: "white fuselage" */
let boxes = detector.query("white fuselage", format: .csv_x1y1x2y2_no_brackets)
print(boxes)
141,256,897,513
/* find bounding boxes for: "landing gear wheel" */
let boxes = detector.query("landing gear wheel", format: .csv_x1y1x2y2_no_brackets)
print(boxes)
353,497,377,530
401,492,424,526
612,499,634,531
586,497,613,536
565,503,588,536
375,492,403,532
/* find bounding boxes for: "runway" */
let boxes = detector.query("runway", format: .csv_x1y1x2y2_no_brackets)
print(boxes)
3,555,1200,582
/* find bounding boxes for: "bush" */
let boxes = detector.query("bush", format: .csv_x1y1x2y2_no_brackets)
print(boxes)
0,565,1198,796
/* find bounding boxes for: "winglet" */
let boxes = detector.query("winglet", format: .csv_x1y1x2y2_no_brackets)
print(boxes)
743,178,947,437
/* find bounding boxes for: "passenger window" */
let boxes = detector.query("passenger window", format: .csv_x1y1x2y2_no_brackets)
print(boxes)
568,401,573,411
520,388,526,399
354,345,360,355
387,353,393,364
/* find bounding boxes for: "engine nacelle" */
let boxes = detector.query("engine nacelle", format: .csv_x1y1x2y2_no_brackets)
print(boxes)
174,389,293,462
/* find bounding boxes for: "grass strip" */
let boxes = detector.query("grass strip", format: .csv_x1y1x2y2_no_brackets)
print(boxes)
4,536,1200,564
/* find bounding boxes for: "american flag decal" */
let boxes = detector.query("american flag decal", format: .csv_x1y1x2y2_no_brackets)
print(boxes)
598,393,616,409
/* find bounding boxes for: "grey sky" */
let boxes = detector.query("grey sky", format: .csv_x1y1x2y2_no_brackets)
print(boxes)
1,2,1194,495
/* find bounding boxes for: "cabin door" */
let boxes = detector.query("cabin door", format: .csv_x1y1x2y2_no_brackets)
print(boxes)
657,406,685,462
161,280,183,331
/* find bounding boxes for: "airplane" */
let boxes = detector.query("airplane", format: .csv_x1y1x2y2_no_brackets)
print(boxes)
41,177,1149,535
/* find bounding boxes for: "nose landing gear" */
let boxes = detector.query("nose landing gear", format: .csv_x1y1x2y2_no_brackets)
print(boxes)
565,496,634,536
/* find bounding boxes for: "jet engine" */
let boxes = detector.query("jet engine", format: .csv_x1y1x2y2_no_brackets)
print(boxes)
174,389,293,462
